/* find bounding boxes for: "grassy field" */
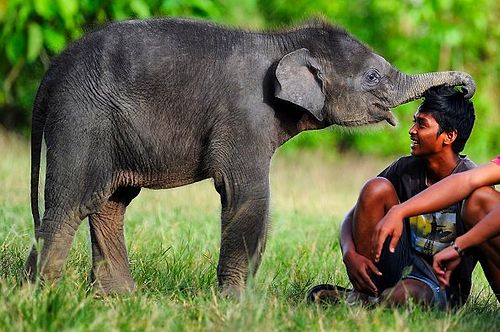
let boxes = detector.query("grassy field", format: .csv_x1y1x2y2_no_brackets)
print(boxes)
0,130,498,331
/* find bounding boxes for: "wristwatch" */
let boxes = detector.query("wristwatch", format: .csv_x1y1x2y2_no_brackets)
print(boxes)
450,241,465,257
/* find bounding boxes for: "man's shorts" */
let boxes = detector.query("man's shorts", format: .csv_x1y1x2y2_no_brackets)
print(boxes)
373,220,448,309
402,253,447,309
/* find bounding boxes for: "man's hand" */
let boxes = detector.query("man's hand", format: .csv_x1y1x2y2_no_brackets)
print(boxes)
371,207,404,262
343,249,382,296
432,246,461,286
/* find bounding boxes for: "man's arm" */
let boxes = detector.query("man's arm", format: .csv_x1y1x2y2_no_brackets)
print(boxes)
373,162,500,261
340,209,355,256
455,204,500,250
433,205,500,286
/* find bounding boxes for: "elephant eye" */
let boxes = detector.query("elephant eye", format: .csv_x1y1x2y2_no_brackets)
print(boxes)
364,69,381,85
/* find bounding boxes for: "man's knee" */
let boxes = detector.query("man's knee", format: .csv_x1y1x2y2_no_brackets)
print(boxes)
381,279,434,306
462,186,500,227
352,177,400,256
359,177,398,207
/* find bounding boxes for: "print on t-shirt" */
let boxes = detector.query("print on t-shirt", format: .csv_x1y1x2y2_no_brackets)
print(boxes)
409,205,458,256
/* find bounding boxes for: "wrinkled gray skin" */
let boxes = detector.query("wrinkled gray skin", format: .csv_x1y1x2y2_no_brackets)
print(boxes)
27,18,475,296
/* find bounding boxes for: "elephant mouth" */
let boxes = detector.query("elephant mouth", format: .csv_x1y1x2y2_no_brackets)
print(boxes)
373,103,397,127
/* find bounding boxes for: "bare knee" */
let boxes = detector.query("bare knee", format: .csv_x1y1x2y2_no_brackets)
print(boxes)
462,186,500,227
381,279,434,306
358,177,399,210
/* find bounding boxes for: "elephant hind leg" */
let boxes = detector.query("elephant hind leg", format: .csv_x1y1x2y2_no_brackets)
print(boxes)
89,187,140,294
24,206,83,284
24,179,115,285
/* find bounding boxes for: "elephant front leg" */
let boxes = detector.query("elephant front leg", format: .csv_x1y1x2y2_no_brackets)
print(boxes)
215,172,270,297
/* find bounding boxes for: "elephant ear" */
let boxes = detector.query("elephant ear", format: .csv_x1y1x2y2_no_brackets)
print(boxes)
274,48,326,122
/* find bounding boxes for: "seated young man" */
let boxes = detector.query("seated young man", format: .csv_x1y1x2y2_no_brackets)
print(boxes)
309,86,499,308
374,156,500,295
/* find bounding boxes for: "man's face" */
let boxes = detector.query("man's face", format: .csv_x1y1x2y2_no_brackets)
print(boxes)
408,110,449,157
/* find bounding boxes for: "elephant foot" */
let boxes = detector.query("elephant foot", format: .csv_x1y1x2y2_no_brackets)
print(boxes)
220,284,244,299
218,272,246,298
23,246,63,286
91,262,135,295
91,274,136,295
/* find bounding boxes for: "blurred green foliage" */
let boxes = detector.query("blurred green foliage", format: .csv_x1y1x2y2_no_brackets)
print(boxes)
0,0,498,160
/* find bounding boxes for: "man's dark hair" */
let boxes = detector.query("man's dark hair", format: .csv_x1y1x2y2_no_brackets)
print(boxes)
419,86,475,153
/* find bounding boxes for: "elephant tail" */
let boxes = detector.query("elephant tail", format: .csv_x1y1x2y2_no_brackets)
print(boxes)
30,85,48,231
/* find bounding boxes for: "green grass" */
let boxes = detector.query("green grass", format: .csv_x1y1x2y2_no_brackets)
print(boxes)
0,131,498,331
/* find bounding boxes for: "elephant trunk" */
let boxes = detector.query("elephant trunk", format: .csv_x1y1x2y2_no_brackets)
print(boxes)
389,71,476,107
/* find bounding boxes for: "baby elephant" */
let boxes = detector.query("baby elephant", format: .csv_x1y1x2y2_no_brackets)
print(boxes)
26,17,475,296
